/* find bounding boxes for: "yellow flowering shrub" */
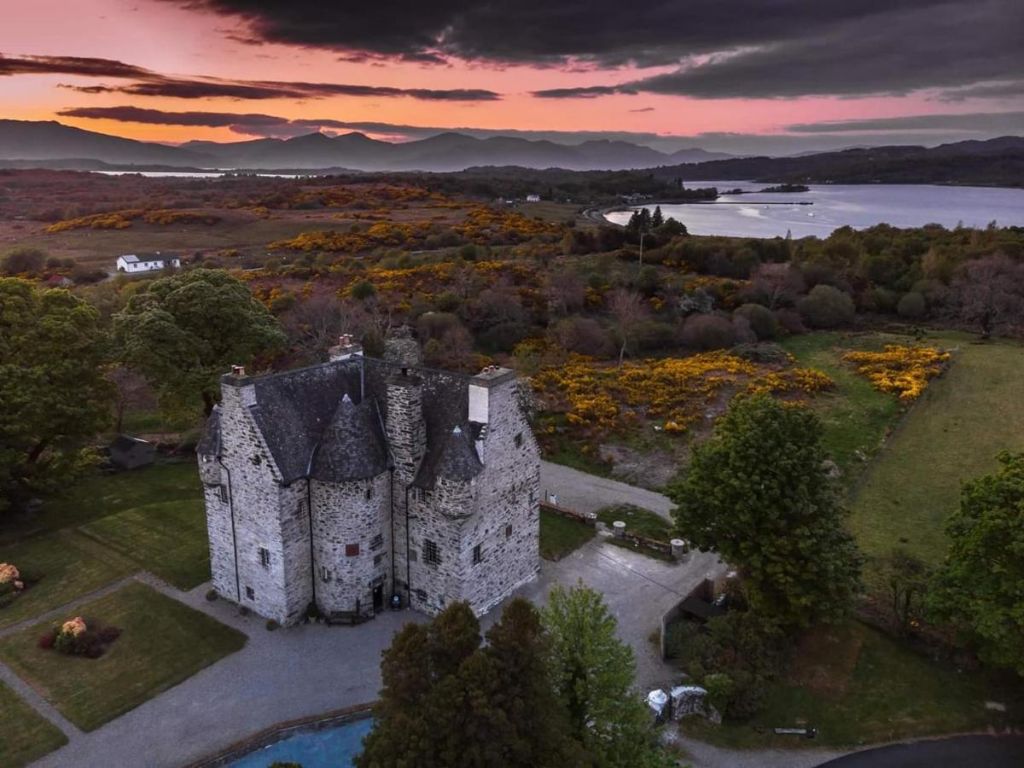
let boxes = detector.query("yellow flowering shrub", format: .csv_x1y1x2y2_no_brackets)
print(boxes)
533,352,833,443
0,563,19,584
843,345,950,401
61,616,87,638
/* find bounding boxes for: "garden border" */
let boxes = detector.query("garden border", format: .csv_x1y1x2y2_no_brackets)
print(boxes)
183,701,375,768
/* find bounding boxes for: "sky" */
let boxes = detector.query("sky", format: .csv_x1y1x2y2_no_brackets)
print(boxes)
1,0,1022,154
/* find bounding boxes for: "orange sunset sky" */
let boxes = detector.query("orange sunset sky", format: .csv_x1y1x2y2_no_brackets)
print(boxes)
1,0,1020,153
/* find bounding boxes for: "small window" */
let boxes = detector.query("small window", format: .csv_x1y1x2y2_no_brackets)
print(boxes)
415,589,428,603
320,565,331,582
410,488,421,502
250,454,262,466
298,498,308,517
373,553,384,567
218,485,229,504
365,485,374,501
423,539,441,566
529,488,537,504
409,549,418,562
345,543,360,557
258,547,270,567
505,524,513,538
515,432,523,448
472,545,483,565
245,586,255,600
370,534,384,551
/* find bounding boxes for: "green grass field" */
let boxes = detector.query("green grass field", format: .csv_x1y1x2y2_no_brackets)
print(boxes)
0,582,246,732
540,509,596,560
683,621,1023,748
0,680,68,767
596,503,673,541
848,334,1024,573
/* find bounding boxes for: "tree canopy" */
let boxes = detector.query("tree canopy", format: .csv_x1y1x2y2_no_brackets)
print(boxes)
0,278,112,514
929,452,1024,675
669,394,862,627
113,269,284,416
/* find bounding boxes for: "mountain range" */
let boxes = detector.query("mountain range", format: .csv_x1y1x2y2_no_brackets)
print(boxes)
0,120,730,172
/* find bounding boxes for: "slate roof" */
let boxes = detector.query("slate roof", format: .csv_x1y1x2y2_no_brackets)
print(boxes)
197,357,482,487
110,434,153,454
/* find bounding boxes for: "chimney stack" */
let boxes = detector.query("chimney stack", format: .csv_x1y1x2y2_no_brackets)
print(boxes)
231,365,246,377
329,333,364,362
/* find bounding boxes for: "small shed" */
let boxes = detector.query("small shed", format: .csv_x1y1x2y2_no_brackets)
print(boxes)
109,435,156,470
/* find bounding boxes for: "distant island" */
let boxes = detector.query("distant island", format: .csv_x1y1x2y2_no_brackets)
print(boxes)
721,183,810,195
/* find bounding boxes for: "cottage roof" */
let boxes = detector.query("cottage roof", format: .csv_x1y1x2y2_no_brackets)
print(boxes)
310,395,388,481
119,254,139,263
110,434,152,453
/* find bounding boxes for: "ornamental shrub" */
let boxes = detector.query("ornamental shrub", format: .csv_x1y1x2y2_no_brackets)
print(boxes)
680,314,736,351
797,285,855,328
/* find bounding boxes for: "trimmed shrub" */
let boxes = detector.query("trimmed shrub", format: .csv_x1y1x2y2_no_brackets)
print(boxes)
897,291,927,319
551,317,615,358
633,320,677,352
734,303,778,340
797,284,855,328
775,308,805,335
680,314,736,351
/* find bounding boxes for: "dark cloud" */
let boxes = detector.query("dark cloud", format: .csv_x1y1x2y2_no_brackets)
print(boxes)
938,81,1024,103
57,106,291,128
159,0,1021,99
785,111,1024,134
3,52,498,102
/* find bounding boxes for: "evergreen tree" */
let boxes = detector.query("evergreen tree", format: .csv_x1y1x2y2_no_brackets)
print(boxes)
670,394,862,627
651,206,664,228
543,584,669,768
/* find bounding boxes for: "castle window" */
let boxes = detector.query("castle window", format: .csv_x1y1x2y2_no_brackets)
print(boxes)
505,524,513,538
410,488,421,502
258,547,270,567
218,485,228,504
529,488,537,504
345,543,360,557
371,534,384,551
373,554,384,567
245,586,255,600
423,539,441,566
298,498,308,518
472,545,483,565
320,565,331,582
251,454,262,466
515,432,523,448
365,485,374,501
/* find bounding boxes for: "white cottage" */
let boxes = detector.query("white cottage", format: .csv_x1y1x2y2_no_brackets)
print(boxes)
116,253,181,274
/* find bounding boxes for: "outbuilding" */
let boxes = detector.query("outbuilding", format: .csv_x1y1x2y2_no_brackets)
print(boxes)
109,435,157,470
116,253,181,274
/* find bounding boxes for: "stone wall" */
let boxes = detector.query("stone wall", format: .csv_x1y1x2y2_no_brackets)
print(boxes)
310,472,392,616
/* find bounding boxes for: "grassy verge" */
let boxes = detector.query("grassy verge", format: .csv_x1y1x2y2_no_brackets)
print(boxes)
596,504,673,541
681,621,1023,749
0,680,68,767
0,582,246,731
0,532,135,629
540,509,596,561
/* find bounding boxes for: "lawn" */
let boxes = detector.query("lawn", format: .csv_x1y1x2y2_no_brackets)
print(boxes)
0,582,246,731
79,498,210,589
0,680,68,767
596,503,673,541
682,621,1024,749
540,509,596,561
0,532,135,629
847,334,1024,575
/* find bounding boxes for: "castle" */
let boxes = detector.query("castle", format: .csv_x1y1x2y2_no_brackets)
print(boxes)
196,336,541,625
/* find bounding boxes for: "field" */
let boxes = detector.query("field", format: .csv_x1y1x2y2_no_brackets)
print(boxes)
0,582,246,731
0,462,208,625
683,621,1023,748
0,680,68,767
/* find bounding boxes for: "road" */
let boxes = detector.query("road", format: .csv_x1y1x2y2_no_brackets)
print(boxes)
814,735,1024,767
540,460,674,519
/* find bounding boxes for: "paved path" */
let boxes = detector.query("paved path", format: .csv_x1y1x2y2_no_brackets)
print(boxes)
0,574,138,639
0,660,80,740
540,460,674,518
815,734,1024,767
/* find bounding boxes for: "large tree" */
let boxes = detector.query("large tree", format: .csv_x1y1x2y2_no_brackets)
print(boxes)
952,254,1024,338
114,269,284,416
542,584,669,768
0,279,112,514
929,452,1024,675
358,600,585,768
670,394,861,627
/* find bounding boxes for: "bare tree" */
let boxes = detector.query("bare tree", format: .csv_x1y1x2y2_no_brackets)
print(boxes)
749,262,805,309
953,254,1024,338
609,289,648,365
546,269,586,316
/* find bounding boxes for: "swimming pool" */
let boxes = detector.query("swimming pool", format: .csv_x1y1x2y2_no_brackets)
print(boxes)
226,717,373,768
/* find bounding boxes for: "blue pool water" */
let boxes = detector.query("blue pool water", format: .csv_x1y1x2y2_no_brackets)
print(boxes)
227,717,373,768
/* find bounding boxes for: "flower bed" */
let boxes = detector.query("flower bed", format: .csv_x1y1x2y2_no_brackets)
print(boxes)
38,616,121,659
0,563,27,609
842,345,950,402
532,352,833,447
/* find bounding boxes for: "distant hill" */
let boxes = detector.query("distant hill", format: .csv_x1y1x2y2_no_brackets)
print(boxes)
661,137,1024,187
0,120,731,172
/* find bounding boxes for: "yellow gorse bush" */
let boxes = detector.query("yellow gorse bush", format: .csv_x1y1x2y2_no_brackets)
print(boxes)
533,352,833,439
842,345,950,401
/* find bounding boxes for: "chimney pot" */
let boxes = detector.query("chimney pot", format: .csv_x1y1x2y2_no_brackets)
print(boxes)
231,364,246,377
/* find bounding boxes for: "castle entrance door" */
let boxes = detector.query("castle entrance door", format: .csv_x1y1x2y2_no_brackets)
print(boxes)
373,583,384,612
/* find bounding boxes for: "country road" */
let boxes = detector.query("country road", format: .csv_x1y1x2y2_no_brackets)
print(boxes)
540,460,674,519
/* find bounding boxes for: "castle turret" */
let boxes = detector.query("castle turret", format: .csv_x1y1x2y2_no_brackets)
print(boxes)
385,371,426,484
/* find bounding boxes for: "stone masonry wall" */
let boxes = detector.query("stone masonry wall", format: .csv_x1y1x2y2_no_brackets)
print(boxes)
310,472,392,615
